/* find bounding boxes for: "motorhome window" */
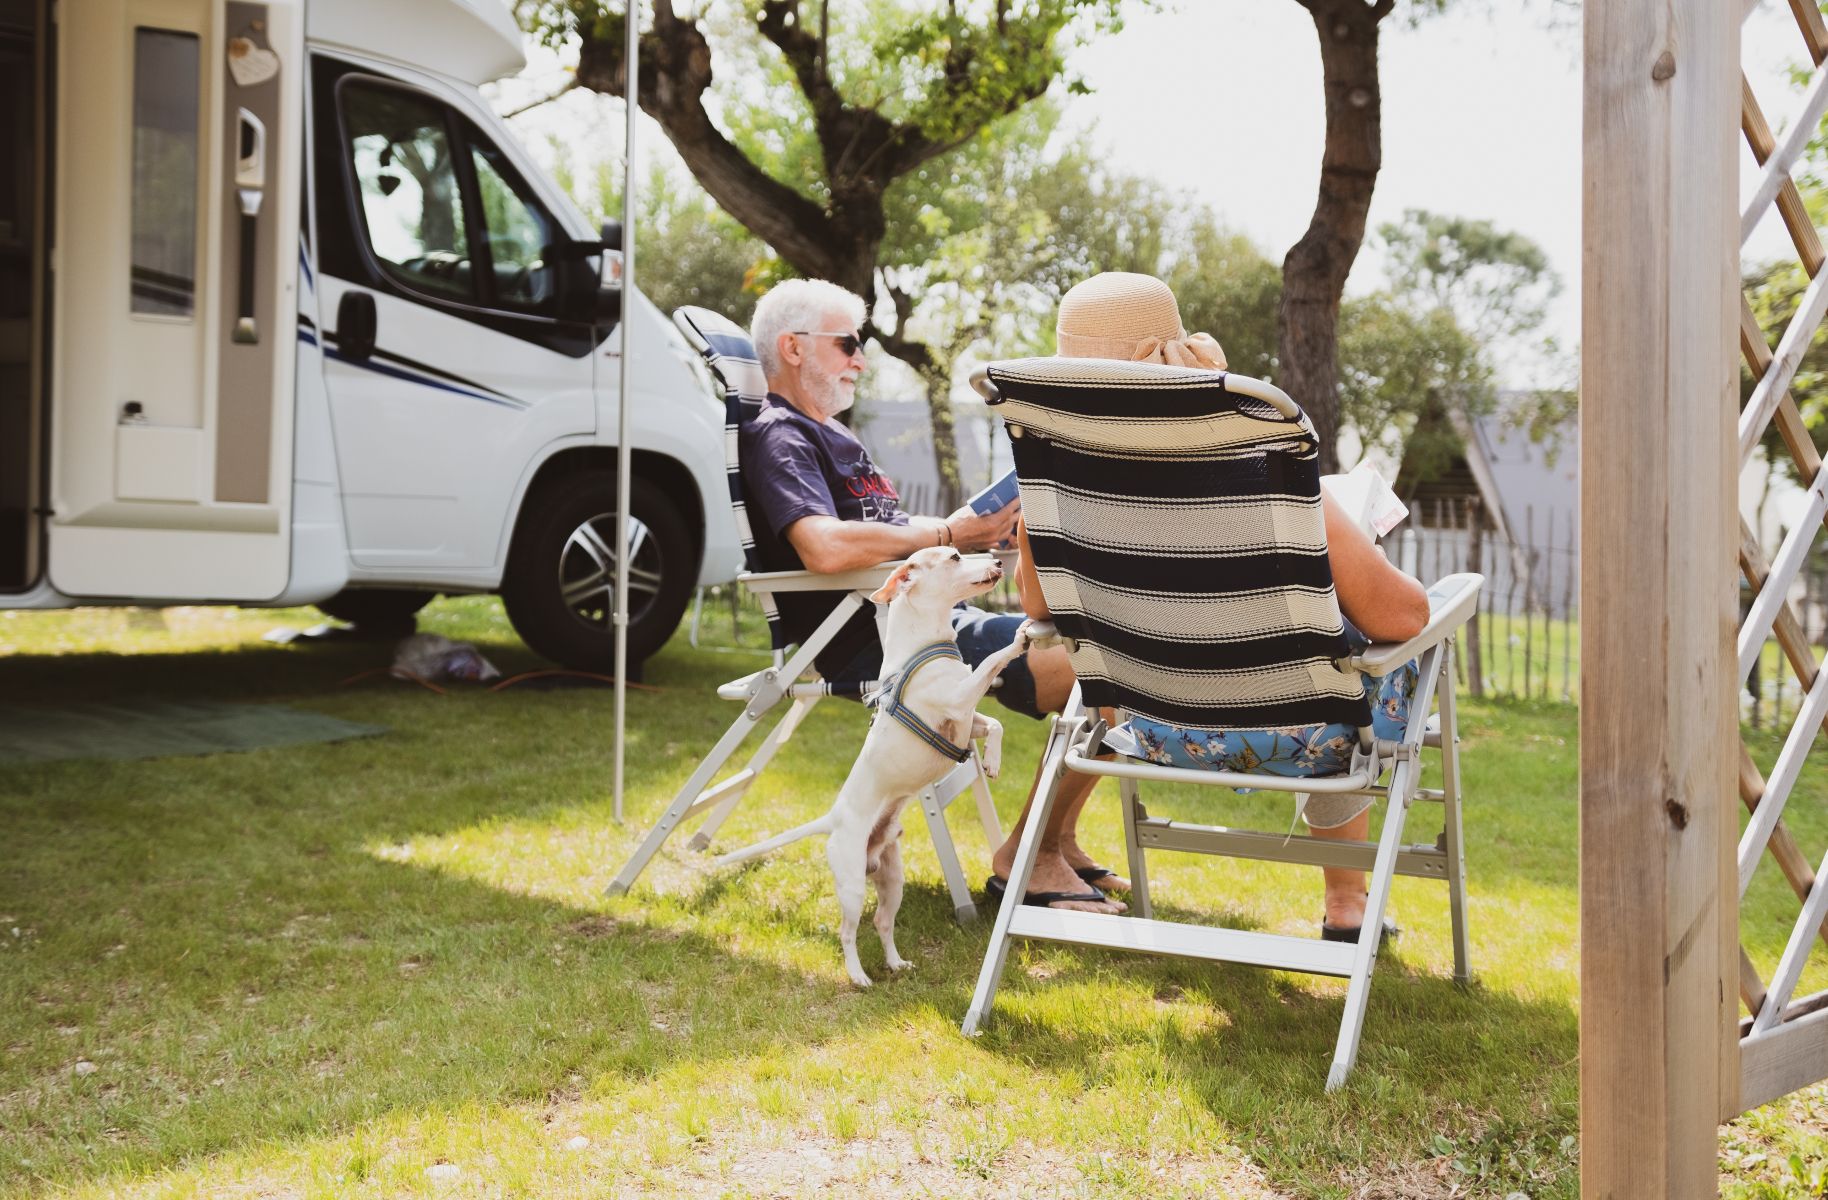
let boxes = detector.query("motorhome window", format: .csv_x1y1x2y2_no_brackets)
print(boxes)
341,84,475,303
469,142,555,313
129,29,200,318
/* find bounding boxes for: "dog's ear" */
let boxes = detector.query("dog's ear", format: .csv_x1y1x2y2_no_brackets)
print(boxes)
869,561,917,605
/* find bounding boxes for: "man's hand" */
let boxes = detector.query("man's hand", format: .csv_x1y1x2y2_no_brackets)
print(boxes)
944,499,1021,552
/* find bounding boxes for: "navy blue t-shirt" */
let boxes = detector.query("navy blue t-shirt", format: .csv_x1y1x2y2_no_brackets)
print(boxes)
741,395,909,675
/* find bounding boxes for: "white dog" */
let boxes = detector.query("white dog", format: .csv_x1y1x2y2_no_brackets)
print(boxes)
714,546,1029,987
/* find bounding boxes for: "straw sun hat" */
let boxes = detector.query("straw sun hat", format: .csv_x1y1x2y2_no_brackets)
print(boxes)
1055,271,1227,369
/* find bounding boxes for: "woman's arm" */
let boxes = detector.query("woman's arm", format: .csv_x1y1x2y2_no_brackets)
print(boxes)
1323,493,1430,642
1013,517,1051,620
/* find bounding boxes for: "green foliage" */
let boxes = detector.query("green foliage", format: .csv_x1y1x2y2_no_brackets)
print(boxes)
1378,208,1558,345
1356,209,1567,481
1744,255,1828,487
893,119,1283,385
584,162,771,326
1339,292,1493,477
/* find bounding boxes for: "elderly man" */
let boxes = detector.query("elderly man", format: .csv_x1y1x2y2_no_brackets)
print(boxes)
742,278,1124,913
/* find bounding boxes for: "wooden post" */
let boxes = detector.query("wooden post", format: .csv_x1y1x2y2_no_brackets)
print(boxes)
1582,2,1740,1195
1466,498,1485,698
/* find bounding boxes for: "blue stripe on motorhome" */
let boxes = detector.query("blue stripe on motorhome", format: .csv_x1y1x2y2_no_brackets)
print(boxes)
299,247,314,291
298,328,319,346
322,347,522,409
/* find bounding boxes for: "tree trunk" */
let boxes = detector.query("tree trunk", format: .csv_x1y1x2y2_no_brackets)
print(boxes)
875,320,963,512
1278,0,1392,474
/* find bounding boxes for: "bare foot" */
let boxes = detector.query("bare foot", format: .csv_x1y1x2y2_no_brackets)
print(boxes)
1058,837,1130,893
990,848,1124,913
1323,886,1369,930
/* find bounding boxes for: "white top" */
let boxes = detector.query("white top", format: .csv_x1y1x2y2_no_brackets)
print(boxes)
306,0,525,86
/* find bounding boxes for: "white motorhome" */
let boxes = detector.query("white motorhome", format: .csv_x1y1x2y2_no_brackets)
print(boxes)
1,0,742,669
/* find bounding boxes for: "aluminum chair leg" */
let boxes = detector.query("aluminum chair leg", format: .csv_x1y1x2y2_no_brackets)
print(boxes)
969,755,1003,848
1436,640,1471,985
920,784,978,923
687,692,820,850
963,701,1085,1035
1119,776,1152,920
608,706,760,895
1325,754,1416,1091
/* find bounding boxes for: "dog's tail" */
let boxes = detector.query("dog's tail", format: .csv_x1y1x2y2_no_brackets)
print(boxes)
711,813,835,868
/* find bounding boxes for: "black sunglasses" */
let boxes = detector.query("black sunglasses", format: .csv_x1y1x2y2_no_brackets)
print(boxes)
793,330,867,357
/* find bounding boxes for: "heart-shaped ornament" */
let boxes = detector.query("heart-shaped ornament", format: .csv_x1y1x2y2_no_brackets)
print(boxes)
227,37,279,87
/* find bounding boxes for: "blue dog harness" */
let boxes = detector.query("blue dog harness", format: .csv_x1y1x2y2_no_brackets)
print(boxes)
872,641,973,763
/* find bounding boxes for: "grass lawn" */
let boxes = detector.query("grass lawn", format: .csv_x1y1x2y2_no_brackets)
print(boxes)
0,597,1823,1198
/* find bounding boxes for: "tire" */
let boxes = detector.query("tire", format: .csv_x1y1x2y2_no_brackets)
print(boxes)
500,472,697,672
314,587,436,634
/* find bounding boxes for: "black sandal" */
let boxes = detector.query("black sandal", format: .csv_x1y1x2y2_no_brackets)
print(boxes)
1073,864,1128,890
985,874,1110,909
1320,916,1399,945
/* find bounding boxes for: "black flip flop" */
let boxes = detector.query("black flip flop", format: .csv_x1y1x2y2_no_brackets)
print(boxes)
985,874,1110,909
1320,916,1400,945
1073,864,1127,890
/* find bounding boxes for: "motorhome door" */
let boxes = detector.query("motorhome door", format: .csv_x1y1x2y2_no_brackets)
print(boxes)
47,0,303,600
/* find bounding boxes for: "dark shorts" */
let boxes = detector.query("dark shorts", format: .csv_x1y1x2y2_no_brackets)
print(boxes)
828,605,1043,721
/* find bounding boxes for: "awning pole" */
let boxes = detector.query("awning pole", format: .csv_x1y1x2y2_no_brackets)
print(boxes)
612,0,639,823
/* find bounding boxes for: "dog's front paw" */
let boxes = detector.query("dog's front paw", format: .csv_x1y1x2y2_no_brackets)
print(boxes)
885,954,914,973
982,751,1002,779
849,969,874,989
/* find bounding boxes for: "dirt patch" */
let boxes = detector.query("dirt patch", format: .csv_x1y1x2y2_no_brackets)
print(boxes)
564,915,622,940
647,1127,1292,1198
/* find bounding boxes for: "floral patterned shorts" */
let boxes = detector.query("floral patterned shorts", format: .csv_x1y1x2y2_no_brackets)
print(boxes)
1120,659,1421,829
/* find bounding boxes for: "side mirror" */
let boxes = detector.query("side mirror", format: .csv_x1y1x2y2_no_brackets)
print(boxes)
544,223,628,328
593,222,624,328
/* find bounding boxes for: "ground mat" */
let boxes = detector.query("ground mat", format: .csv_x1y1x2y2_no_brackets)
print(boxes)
0,700,386,764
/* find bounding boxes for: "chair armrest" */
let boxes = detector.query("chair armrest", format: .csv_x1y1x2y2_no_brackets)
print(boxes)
740,564,896,594
1350,572,1484,676
1021,619,1064,650
739,554,1000,596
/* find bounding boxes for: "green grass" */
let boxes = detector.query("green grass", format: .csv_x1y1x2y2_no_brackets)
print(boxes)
0,598,1820,1198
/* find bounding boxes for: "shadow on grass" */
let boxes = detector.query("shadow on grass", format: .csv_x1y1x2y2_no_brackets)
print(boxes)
2,635,1579,1197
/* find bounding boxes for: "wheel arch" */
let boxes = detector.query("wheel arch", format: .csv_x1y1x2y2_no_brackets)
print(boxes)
506,446,706,580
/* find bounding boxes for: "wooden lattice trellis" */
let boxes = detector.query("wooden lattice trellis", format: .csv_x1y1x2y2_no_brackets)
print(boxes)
1735,0,1828,1114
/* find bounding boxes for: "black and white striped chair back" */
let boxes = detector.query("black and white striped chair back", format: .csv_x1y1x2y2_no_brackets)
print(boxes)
672,306,787,652
984,357,1371,732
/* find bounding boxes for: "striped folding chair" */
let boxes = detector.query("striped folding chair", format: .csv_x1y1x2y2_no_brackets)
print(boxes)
607,307,1003,921
960,357,1483,1089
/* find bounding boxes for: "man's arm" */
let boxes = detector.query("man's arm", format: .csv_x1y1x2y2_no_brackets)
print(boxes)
785,514,942,574
785,502,1023,574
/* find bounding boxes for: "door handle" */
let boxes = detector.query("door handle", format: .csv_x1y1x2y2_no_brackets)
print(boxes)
335,291,377,362
232,108,267,345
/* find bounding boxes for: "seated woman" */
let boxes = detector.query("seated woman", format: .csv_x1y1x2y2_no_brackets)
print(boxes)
1012,271,1430,942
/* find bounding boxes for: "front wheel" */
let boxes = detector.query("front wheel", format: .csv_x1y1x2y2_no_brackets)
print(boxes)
500,473,697,672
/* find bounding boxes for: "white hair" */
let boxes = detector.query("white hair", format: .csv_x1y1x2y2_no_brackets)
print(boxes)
750,279,868,381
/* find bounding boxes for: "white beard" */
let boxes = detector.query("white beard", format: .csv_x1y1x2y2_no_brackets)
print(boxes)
805,356,857,418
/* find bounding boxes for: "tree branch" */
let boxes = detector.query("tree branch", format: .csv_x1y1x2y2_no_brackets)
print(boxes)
502,77,578,119
575,1,840,277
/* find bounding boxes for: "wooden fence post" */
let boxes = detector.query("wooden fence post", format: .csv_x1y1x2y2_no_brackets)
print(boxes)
1466,498,1485,698
1582,1,1740,1194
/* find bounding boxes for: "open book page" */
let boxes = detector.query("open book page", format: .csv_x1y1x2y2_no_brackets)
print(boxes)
1319,462,1408,540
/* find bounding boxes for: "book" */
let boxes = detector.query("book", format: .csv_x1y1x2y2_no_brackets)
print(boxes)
968,468,1020,516
1319,462,1408,540
968,468,1020,549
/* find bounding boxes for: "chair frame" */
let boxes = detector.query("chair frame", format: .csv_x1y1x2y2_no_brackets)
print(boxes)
958,361,1481,1089
607,309,1003,921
